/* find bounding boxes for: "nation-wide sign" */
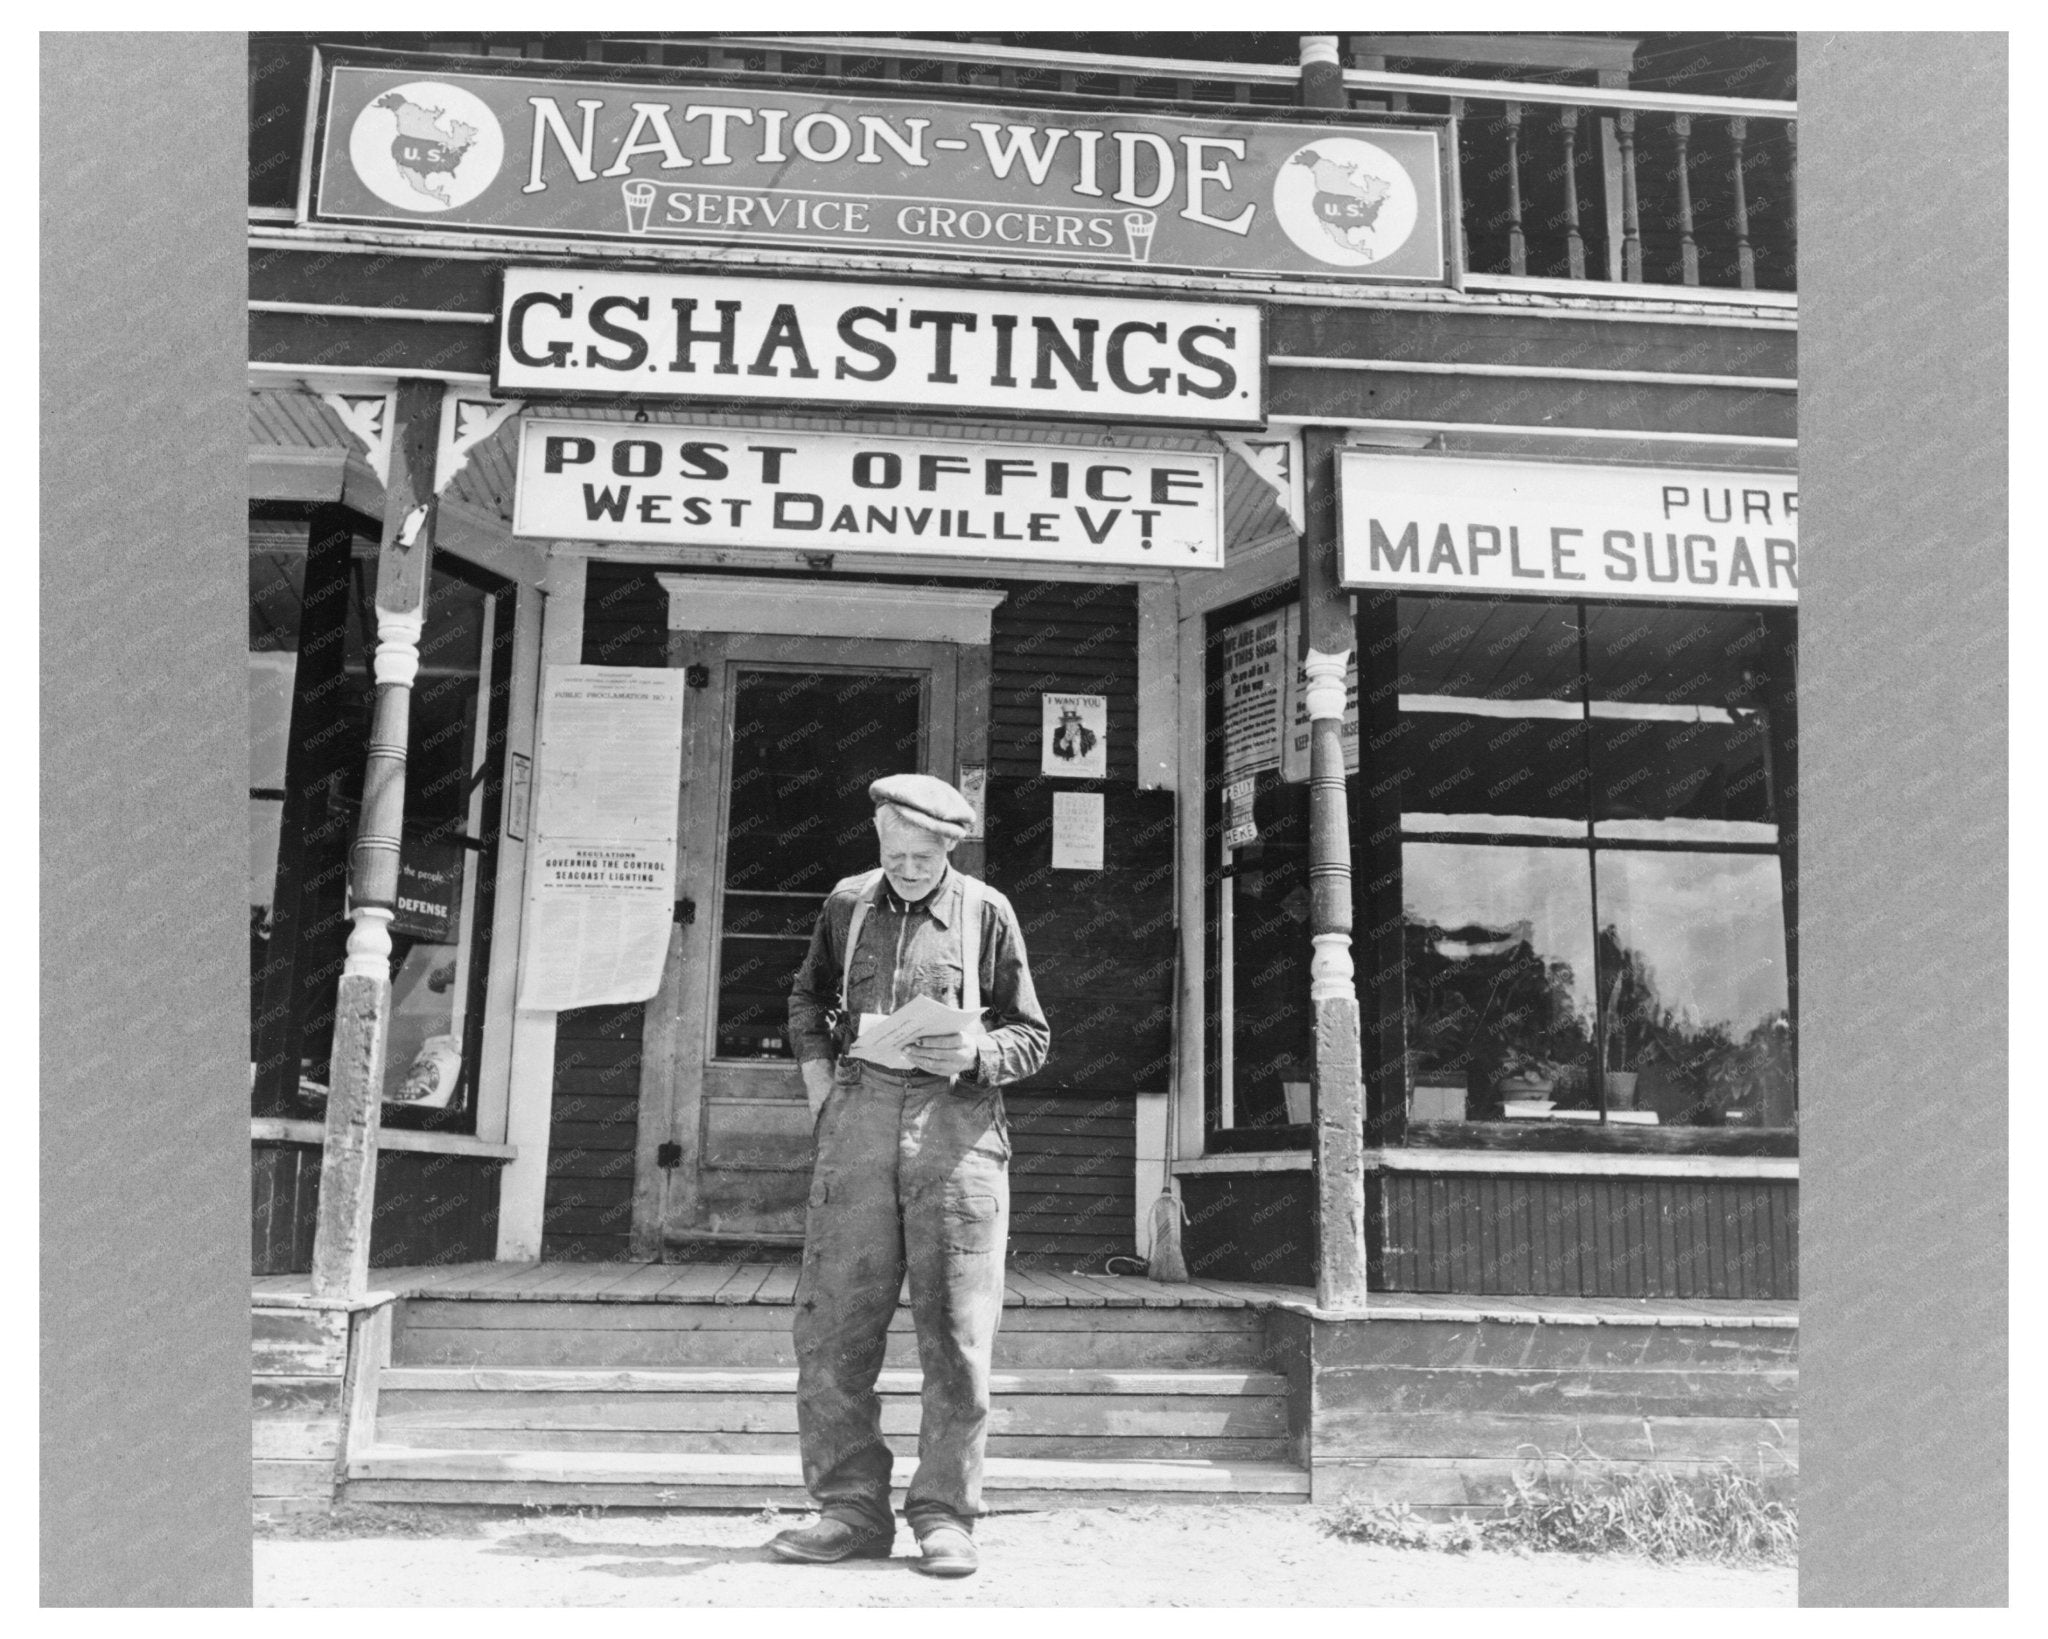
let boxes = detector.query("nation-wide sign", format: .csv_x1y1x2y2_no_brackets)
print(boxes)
513,419,1224,568
311,57,1451,285
495,268,1265,426
1338,453,1799,605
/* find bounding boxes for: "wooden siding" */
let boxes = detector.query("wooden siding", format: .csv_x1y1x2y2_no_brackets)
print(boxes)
988,580,1138,783
252,1145,503,1276
1373,1171,1797,1300
544,1001,647,1262
1003,1093,1137,1267
1177,1170,1318,1289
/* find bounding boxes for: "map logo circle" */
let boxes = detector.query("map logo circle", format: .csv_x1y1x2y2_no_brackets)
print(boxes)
348,80,504,213
1272,138,1420,267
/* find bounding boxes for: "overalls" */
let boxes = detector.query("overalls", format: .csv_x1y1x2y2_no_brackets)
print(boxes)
793,870,1013,1538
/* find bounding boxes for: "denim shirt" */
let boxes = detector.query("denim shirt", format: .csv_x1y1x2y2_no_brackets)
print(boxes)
788,866,1051,1088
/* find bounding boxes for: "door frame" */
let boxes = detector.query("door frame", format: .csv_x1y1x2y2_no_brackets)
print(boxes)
628,575,1005,1257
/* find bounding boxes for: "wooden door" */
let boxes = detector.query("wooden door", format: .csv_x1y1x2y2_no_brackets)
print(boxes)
647,632,959,1249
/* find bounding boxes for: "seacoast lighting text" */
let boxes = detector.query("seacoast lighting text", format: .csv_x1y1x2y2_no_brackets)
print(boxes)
496,270,1265,425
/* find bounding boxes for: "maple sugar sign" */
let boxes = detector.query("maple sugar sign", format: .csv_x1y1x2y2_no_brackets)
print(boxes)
311,59,1450,284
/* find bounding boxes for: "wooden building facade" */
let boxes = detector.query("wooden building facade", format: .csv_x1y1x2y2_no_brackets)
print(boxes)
245,31,1799,1514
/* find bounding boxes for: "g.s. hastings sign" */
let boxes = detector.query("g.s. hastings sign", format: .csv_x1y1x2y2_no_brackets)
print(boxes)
310,58,1450,285
496,268,1264,425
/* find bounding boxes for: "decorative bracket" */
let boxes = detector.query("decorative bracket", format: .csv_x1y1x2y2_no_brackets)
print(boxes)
435,392,524,497
1217,431,1305,536
319,389,397,489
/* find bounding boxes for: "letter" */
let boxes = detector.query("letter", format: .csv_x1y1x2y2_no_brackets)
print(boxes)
864,506,899,534
1049,461,1069,499
1645,534,1682,582
1603,529,1638,581
813,200,843,231
507,289,574,368
993,512,1024,540
845,202,871,233
1426,525,1460,574
792,112,852,163
1132,508,1161,541
908,310,978,383
682,105,753,165
1055,215,1082,246
1180,135,1254,233
1087,217,1115,248
1072,128,1106,197
1703,488,1733,524
1150,467,1204,506
1085,465,1132,503
904,507,934,535
857,115,930,166
637,493,671,523
757,108,789,162
1508,526,1543,579
542,434,594,474
746,303,820,379
724,498,750,524
852,451,902,489
584,294,650,372
773,492,823,530
1029,513,1057,541
971,122,1071,184
523,97,604,192
582,483,630,521
960,209,992,240
1684,533,1718,584
1077,507,1121,544
750,446,797,484
1661,485,1690,519
1550,526,1587,581
1027,214,1051,244
1113,130,1175,207
1033,317,1100,392
896,204,925,235
1467,524,1502,577
1106,321,1170,395
1369,520,1420,573
829,505,861,532
676,441,729,481
918,453,973,491
1784,491,1798,520
985,457,1036,496
1765,537,1798,589
1742,489,1774,524
835,306,897,381
681,498,713,525
1727,536,1760,587
668,298,742,375
927,206,958,238
611,438,661,478
1175,325,1237,399
990,313,1019,388
993,212,1025,242
601,103,691,175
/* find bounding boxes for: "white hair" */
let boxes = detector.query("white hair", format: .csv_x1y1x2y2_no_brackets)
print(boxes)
874,801,959,846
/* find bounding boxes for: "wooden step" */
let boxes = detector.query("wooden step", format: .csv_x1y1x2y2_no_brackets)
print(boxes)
342,1447,1311,1510
377,1366,1287,1396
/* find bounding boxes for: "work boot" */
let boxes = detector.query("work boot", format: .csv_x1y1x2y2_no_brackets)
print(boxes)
766,1516,895,1564
911,1522,980,1578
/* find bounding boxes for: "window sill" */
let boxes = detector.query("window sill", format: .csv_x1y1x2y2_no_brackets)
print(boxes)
1403,1119,1796,1158
1368,1147,1795,1180
251,1117,517,1163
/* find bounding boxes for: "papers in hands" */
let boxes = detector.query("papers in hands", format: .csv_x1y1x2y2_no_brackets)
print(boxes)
846,995,986,1071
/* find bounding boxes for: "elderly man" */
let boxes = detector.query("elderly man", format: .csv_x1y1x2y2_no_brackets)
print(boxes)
767,774,1049,1578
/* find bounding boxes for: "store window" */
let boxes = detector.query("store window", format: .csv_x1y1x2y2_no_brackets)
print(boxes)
1394,596,1796,1136
250,510,516,1129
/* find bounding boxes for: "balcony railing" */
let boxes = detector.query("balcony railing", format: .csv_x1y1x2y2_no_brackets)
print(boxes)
352,33,1800,298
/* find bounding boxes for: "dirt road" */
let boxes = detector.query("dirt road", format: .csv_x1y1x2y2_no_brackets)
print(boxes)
255,1504,1794,1606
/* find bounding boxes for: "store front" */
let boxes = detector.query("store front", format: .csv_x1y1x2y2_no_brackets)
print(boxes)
247,33,1797,1309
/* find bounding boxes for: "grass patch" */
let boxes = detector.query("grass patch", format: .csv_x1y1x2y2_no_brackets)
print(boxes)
1324,1450,1797,1566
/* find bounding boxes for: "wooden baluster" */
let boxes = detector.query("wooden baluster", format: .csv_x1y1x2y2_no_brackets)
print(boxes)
1675,113,1700,286
1504,101,1527,276
1731,117,1756,290
1618,108,1643,282
1558,106,1586,279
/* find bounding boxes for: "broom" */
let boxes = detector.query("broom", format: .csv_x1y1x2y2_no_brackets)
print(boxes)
1145,940,1190,1283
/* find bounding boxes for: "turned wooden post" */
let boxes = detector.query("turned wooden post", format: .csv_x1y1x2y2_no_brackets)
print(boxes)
1617,109,1643,283
1503,102,1527,276
1559,106,1587,280
310,378,444,1301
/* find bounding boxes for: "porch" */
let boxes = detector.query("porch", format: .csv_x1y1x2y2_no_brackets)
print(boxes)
253,1260,1798,1519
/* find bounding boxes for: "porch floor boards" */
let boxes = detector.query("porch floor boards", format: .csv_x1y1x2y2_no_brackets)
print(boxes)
253,1261,1797,1325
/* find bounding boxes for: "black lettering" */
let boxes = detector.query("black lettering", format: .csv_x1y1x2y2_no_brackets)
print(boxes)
908,310,978,384
1602,529,1637,581
1106,321,1169,395
1150,467,1203,506
747,304,819,379
835,306,897,381
543,435,594,474
611,439,661,477
676,441,729,481
507,289,574,368
582,483,631,521
584,295,649,372
852,451,901,490
773,492,824,530
1031,316,1099,392
1174,325,1237,399
668,298,742,374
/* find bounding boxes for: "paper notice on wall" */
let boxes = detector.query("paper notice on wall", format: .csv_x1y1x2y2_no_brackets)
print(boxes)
1041,692,1108,779
1280,640,1361,784
1218,608,1288,779
518,666,686,1011
1051,790,1106,871
1222,774,1259,851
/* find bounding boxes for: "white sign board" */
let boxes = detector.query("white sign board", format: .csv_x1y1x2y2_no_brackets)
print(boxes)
498,268,1264,426
1338,452,1799,605
1051,791,1106,871
515,419,1223,567
518,666,687,1011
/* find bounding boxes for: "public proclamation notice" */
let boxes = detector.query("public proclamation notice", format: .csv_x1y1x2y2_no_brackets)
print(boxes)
517,666,686,1010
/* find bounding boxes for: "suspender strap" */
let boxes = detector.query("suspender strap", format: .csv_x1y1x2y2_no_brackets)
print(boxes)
958,874,983,1019
839,869,885,1016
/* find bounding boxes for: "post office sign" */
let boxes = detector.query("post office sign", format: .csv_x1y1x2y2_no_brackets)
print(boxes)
1338,452,1799,605
496,268,1264,426
513,418,1225,568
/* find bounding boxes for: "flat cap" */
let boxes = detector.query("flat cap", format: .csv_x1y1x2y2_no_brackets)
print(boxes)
870,773,975,840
